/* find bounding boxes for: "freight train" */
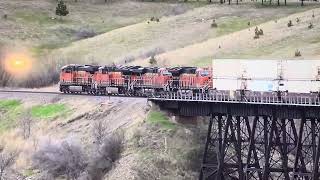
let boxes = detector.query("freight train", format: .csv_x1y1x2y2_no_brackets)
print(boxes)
59,64,212,96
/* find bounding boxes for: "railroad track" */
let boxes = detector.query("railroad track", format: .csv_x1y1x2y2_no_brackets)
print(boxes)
0,90,148,99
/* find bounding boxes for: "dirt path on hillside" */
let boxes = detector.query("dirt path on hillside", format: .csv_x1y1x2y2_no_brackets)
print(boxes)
135,8,320,66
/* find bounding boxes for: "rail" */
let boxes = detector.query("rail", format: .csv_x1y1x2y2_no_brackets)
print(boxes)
148,91,320,107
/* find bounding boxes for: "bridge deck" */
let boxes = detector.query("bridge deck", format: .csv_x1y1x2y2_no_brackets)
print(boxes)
149,91,320,107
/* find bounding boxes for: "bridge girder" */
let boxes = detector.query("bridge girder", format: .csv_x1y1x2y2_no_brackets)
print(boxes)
199,113,320,180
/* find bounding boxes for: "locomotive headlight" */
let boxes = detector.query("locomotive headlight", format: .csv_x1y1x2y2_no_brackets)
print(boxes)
4,53,32,77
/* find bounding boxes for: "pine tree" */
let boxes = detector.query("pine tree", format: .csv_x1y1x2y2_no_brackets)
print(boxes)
56,0,69,20
149,55,157,66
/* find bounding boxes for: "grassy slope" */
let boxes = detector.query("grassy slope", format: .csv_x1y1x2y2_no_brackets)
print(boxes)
147,110,176,129
0,100,22,133
0,0,202,55
118,109,206,180
53,2,316,65
146,5,320,66
0,99,68,133
31,103,68,119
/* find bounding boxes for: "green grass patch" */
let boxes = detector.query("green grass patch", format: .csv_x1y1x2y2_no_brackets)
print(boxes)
23,169,35,177
0,100,23,133
0,100,21,110
14,11,68,25
147,111,175,130
216,16,253,36
31,104,67,119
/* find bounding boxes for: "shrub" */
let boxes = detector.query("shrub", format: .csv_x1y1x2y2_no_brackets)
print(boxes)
149,56,157,66
258,29,264,35
32,139,88,179
92,120,107,145
149,17,160,22
287,20,293,27
211,19,218,28
19,111,33,139
308,22,314,29
18,68,60,88
0,61,11,87
253,27,260,39
75,27,97,40
295,49,301,57
0,149,18,180
55,0,69,19
87,132,124,180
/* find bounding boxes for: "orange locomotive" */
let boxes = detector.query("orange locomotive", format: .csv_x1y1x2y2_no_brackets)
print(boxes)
169,67,212,92
59,65,212,95
60,65,99,94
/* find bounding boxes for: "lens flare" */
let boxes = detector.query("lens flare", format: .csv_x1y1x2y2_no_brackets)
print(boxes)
4,53,32,77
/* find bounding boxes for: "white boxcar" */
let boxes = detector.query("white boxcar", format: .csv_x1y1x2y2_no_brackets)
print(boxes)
212,59,320,93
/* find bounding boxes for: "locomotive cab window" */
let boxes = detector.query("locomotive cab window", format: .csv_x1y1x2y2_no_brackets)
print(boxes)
200,71,209,77
63,68,72,73
162,71,172,76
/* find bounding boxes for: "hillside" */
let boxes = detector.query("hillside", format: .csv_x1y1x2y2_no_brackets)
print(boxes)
1,0,320,179
53,3,317,65
142,7,320,66
0,91,207,180
0,0,202,54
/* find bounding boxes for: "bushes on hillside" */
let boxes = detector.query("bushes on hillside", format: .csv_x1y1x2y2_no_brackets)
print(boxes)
32,140,87,179
32,131,123,180
0,148,19,180
211,19,218,28
295,49,301,57
308,22,314,29
253,26,263,39
87,132,124,180
75,27,97,40
0,61,11,87
287,20,293,27
149,56,157,66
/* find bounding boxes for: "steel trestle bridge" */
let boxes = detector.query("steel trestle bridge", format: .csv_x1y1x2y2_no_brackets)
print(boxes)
149,90,320,180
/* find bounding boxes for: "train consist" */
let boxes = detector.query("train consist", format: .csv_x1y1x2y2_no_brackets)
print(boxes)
59,64,212,96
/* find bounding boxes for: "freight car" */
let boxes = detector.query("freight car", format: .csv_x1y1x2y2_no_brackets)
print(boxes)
59,64,212,96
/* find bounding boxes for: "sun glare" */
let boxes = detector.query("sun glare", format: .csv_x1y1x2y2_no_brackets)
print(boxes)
4,53,33,77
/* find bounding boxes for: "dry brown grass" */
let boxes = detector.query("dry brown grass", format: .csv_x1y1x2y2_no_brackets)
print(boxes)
133,7,320,66
54,2,317,67
0,0,202,53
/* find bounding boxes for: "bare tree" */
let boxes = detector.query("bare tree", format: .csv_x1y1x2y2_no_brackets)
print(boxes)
87,132,123,180
0,149,19,180
32,139,88,180
19,112,33,139
92,120,107,145
0,58,11,87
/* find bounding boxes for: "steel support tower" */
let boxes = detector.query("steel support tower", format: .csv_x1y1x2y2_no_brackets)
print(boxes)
199,113,320,180
149,91,320,180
